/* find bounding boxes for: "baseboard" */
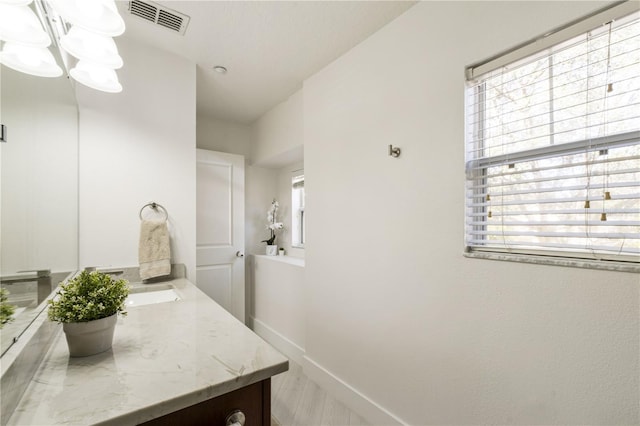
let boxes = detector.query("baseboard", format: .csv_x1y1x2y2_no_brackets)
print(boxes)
251,317,404,424
302,355,406,426
250,317,305,365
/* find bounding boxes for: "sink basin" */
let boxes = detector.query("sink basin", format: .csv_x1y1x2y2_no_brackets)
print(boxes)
126,285,181,308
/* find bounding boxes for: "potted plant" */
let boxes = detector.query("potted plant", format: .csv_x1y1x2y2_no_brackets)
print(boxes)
0,288,16,329
48,270,129,357
261,199,284,255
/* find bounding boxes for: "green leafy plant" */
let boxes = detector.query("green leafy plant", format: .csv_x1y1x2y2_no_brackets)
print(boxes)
48,271,130,323
0,288,16,329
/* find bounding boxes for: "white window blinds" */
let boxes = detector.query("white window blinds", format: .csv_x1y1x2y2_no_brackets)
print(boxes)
465,4,640,263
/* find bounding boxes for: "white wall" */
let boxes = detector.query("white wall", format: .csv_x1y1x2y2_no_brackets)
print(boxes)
248,88,304,256
303,2,639,424
251,255,305,361
76,38,196,279
252,89,303,167
244,165,277,324
1,67,78,274
196,116,252,160
246,166,278,256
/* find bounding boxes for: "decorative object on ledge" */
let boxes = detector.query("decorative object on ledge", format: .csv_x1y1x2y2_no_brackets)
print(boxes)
261,199,283,256
279,247,285,256
388,144,401,158
266,245,278,256
48,270,129,357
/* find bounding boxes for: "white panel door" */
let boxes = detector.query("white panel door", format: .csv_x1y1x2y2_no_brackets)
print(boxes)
196,149,245,322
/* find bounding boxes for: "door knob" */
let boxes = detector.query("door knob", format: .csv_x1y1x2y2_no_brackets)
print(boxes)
236,251,244,257
226,410,245,426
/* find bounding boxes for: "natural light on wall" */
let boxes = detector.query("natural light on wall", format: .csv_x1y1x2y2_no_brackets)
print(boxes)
0,0,125,93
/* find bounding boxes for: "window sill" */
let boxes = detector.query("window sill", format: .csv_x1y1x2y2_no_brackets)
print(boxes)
464,251,639,273
253,255,305,268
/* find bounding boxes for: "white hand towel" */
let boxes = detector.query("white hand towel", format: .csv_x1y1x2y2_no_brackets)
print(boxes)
139,219,171,280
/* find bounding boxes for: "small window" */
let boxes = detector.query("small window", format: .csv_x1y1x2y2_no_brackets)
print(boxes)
292,172,305,248
465,5,639,266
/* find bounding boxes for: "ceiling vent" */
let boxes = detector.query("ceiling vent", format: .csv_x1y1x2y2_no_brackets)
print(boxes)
128,0,190,35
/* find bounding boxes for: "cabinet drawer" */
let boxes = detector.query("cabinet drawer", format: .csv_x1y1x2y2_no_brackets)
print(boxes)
141,378,271,426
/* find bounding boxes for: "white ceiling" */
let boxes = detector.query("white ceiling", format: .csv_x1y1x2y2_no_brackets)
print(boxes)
116,1,416,124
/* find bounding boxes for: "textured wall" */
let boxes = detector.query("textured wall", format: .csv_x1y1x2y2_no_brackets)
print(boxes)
303,1,639,424
196,116,252,161
252,89,304,167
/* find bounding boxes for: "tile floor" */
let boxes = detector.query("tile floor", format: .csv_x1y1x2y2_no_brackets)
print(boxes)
271,360,369,426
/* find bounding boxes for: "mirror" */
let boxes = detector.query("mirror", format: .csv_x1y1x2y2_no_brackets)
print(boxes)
0,51,78,356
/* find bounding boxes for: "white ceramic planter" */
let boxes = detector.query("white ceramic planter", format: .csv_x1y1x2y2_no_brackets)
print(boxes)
63,313,117,357
266,245,278,256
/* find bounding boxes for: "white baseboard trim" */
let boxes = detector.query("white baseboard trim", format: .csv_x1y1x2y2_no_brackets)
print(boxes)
302,355,406,426
250,316,404,425
250,317,306,365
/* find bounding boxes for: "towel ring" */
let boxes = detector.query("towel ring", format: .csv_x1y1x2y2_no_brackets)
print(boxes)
139,202,168,221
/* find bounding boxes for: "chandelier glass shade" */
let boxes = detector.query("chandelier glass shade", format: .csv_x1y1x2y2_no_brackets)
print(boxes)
0,41,62,77
60,25,123,69
0,0,126,92
69,59,122,93
48,0,125,37
0,2,50,47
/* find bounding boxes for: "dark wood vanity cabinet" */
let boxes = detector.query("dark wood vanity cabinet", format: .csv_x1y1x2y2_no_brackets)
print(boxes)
140,378,271,426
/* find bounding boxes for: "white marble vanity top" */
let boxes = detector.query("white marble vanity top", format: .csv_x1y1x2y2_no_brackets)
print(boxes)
7,278,289,425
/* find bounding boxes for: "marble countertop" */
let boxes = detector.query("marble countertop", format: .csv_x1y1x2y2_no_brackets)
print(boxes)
7,278,289,425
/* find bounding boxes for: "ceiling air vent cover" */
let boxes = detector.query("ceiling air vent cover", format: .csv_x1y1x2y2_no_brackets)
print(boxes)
128,0,190,35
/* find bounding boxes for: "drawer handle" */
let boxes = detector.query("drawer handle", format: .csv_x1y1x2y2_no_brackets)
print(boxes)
225,410,245,426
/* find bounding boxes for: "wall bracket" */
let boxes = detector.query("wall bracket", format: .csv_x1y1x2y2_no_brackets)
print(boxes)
388,144,401,158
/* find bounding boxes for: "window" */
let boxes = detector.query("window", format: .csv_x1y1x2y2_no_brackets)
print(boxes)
292,171,305,248
465,4,639,266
